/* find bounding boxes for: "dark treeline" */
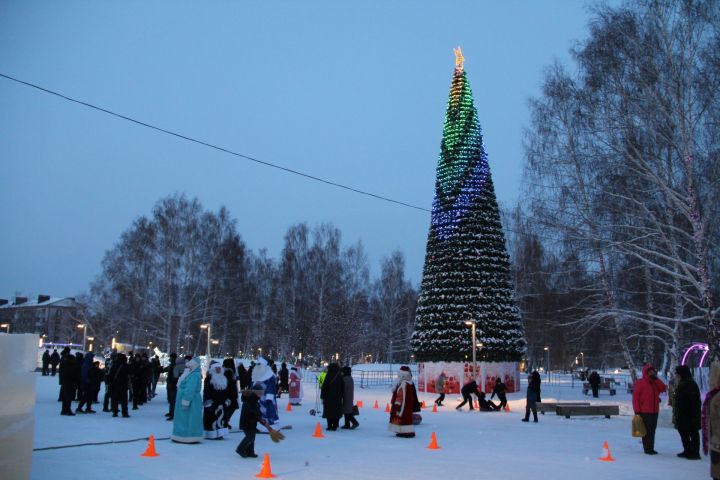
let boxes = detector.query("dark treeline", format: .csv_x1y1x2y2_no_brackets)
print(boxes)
508,0,720,378
84,193,417,365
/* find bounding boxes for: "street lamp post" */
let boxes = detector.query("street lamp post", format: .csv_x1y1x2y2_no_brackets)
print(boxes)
580,352,584,368
87,337,95,352
465,320,477,377
544,346,550,379
0,323,10,333
210,339,219,357
200,324,211,366
77,324,87,352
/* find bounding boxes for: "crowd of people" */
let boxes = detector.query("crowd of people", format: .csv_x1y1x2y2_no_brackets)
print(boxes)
47,347,720,477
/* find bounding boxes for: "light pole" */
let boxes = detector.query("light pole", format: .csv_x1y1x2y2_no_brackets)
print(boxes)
0,323,9,333
210,339,219,357
544,346,550,378
465,319,477,377
200,324,211,366
87,336,95,352
580,351,584,368
77,324,87,351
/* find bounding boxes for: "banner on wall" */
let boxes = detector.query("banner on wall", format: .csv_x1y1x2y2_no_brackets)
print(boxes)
417,361,520,394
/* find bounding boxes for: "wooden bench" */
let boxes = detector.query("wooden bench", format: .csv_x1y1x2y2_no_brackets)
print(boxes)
537,402,591,415
582,381,617,396
556,405,620,419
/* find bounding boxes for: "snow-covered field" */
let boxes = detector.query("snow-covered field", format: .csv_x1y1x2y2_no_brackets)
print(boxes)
31,371,708,480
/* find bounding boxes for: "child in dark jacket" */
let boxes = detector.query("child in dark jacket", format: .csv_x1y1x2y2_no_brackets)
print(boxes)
236,383,271,458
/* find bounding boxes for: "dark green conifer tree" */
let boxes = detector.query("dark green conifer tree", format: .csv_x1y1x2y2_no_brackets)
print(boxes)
412,49,525,362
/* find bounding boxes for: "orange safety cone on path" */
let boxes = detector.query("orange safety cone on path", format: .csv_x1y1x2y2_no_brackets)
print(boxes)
255,453,278,478
312,422,325,438
286,402,292,412
421,400,427,409
384,403,391,413
598,441,615,462
140,435,159,457
504,404,510,412
357,400,363,408
432,404,438,413
427,432,441,450
373,400,379,409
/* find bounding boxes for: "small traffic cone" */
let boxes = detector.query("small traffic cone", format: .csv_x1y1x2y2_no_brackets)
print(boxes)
421,400,427,409
384,403,391,413
432,404,438,413
312,421,325,438
140,435,159,457
357,400,363,408
504,404,510,412
286,402,292,412
598,441,615,462
255,453,277,478
427,432,441,450
474,400,479,409
373,400,379,409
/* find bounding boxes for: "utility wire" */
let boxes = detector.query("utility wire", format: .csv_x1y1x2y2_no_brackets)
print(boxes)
0,72,430,213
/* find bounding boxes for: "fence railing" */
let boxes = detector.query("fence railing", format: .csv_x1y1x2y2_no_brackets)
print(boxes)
299,367,417,389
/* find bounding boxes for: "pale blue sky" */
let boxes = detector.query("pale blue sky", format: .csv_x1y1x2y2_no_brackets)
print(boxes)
0,0,602,298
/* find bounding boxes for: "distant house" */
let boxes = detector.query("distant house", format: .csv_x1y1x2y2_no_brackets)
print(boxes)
0,295,86,343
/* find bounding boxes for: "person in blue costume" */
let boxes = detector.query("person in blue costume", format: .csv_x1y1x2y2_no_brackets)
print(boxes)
251,356,279,426
171,357,203,444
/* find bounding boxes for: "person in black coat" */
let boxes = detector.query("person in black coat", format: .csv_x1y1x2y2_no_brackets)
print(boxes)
320,363,344,430
90,360,103,403
456,378,481,411
341,366,359,429
151,355,162,397
478,391,500,411
110,353,130,417
164,353,178,420
279,362,290,397
74,352,84,401
222,358,239,429
236,384,271,458
673,365,701,459
50,349,60,376
522,371,542,422
42,349,50,376
490,377,508,410
59,350,79,415
238,362,250,390
588,371,601,398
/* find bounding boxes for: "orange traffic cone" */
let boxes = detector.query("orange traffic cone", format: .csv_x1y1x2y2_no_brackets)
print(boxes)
384,403,391,413
255,453,277,478
421,400,427,409
312,421,325,438
598,441,615,462
474,400,479,409
140,435,159,457
373,400,379,409
357,400,363,408
432,404,438,413
504,404,510,412
427,432,441,450
286,402,292,412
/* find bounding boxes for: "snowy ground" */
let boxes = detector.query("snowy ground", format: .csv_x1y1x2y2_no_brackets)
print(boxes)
31,371,708,480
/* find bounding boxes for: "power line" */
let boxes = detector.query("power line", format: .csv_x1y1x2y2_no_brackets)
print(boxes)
0,72,430,213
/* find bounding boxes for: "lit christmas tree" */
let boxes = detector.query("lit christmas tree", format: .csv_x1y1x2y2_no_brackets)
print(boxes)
412,47,525,362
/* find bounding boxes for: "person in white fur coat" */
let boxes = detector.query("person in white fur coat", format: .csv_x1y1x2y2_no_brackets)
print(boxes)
251,357,280,426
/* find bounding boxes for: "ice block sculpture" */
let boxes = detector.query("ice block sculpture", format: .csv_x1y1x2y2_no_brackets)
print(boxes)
0,333,38,480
